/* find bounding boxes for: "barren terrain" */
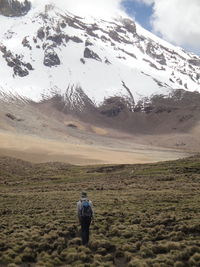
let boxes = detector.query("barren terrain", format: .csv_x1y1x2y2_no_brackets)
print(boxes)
0,99,194,165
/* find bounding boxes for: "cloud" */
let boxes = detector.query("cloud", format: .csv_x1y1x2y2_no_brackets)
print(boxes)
16,0,200,53
134,0,154,4
30,0,126,19
134,0,200,51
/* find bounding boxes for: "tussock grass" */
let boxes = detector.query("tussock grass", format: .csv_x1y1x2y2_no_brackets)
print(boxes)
0,155,200,266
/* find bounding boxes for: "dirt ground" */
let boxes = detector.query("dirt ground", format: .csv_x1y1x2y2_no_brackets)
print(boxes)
0,129,190,165
0,99,195,165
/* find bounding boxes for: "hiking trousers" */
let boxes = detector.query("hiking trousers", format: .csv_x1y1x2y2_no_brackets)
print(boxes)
80,217,91,245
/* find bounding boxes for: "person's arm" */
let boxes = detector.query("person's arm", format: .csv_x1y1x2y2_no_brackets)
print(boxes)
77,201,81,222
90,201,95,220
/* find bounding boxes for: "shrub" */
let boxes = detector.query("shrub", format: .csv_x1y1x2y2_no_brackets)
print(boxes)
140,247,154,258
8,264,18,267
65,252,79,264
103,253,114,261
90,239,115,252
68,237,82,246
188,253,200,266
124,251,133,262
96,247,107,256
152,244,168,254
20,247,36,262
128,258,148,267
174,261,185,267
115,249,125,258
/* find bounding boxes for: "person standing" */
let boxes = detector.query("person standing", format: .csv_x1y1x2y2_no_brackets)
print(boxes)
77,192,94,246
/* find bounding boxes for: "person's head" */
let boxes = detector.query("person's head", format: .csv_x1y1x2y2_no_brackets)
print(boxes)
81,191,87,199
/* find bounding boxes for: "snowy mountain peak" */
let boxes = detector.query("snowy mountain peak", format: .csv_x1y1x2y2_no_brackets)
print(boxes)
0,2,200,107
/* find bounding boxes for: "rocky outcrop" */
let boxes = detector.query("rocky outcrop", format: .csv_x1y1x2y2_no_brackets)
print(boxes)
47,34,64,45
70,36,83,43
43,49,60,67
22,37,32,50
84,48,101,61
122,19,136,34
99,97,132,117
119,48,137,59
109,31,122,43
146,42,167,65
5,113,23,121
0,0,31,17
85,40,93,47
37,27,83,48
0,45,33,77
188,59,200,67
37,28,45,40
65,16,83,30
51,85,95,114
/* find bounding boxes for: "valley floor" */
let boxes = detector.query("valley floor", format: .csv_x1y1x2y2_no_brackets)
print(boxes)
0,99,195,165
0,130,189,165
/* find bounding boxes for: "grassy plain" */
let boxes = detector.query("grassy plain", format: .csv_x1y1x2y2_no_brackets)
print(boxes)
0,155,200,266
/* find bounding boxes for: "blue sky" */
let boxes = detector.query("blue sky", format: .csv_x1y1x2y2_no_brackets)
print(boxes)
122,0,153,31
121,0,200,56
29,0,200,56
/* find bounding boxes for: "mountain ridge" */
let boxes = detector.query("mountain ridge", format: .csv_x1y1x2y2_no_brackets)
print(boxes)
0,1,200,163
0,2,199,107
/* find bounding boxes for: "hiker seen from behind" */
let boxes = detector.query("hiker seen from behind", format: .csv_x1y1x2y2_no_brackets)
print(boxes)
77,191,94,246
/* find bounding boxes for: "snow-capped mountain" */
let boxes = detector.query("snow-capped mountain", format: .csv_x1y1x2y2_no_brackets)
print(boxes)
0,1,200,108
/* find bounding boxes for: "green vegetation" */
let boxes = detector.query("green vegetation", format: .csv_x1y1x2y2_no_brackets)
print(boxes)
0,155,200,266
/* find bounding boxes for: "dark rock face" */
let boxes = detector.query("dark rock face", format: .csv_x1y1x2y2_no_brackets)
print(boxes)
37,28,45,40
80,58,86,64
109,31,121,43
99,97,131,117
85,40,93,47
65,17,83,30
25,62,33,70
70,36,83,43
50,85,96,115
13,65,29,77
122,19,136,34
188,59,200,67
84,48,101,61
0,44,33,77
22,37,32,50
0,0,31,17
143,59,164,70
47,34,64,45
37,26,83,48
120,48,136,59
67,124,77,128
105,58,111,64
60,22,66,28
6,113,23,121
44,49,60,67
146,42,167,66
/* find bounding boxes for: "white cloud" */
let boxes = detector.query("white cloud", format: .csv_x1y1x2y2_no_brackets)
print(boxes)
30,0,126,19
134,0,200,51
134,0,154,4
15,0,200,53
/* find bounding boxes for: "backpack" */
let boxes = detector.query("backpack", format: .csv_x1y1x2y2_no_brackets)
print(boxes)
80,200,93,218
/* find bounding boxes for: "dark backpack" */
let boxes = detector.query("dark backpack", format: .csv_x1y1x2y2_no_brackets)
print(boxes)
80,200,93,218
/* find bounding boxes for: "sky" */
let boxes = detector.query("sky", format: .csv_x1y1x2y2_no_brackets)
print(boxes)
122,0,200,55
21,0,200,55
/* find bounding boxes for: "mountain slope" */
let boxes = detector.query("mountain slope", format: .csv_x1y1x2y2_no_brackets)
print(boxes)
0,3,200,107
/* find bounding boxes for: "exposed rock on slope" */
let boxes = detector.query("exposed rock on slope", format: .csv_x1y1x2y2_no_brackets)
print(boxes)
0,3,199,110
44,49,60,67
0,0,31,17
